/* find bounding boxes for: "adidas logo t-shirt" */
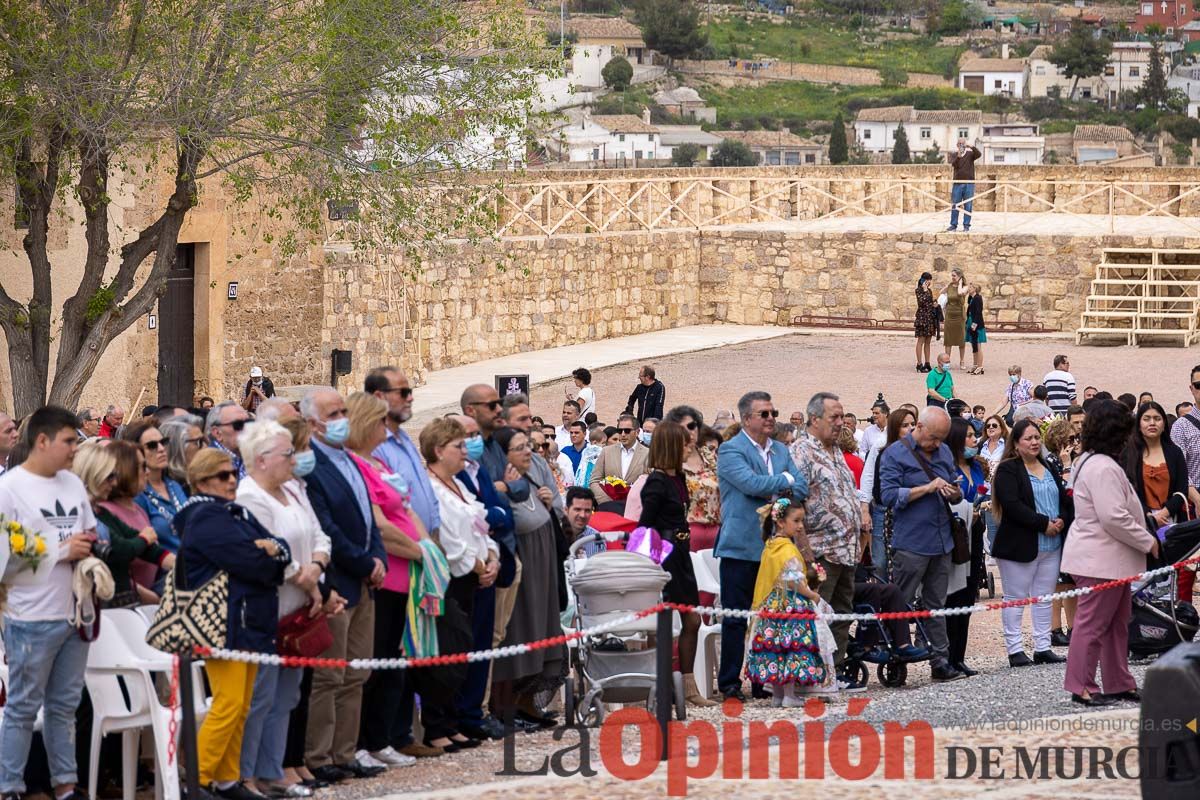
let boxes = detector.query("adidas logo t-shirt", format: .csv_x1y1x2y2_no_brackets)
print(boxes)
0,466,96,621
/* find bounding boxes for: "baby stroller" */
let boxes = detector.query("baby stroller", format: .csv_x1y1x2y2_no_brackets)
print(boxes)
562,530,686,726
844,563,933,688
1129,519,1200,659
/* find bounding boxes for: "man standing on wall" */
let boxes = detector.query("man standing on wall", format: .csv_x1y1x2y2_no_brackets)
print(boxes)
947,137,981,233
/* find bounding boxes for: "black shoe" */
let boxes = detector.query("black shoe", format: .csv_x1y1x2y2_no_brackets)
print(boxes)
449,735,482,749
922,363,932,373
953,661,978,677
750,682,771,699
1008,652,1033,667
334,762,385,779
1034,650,1066,665
308,766,350,784
1104,689,1141,703
460,716,506,740
1072,692,1117,707
931,663,966,682
516,709,557,729
212,784,267,800
1051,629,1071,648
298,780,329,790
181,786,217,800
720,686,747,702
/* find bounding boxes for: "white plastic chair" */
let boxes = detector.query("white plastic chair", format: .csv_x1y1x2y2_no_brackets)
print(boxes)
112,609,211,724
691,550,722,699
86,609,192,800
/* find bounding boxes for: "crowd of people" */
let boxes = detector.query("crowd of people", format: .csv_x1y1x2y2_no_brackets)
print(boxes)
0,353,1196,799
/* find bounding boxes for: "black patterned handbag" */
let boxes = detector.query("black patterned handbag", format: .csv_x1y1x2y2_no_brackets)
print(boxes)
146,553,229,654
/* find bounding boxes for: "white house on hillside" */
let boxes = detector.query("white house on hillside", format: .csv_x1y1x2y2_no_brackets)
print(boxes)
854,106,983,154
1027,42,1171,103
545,109,660,163
657,125,723,162
959,54,1027,97
978,123,1045,164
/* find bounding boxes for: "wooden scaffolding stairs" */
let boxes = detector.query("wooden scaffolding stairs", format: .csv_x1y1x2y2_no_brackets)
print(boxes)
1076,248,1200,346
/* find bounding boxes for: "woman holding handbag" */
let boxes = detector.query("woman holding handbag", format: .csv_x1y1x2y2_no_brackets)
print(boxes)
235,422,337,797
636,420,715,708
176,448,294,799
991,418,1074,668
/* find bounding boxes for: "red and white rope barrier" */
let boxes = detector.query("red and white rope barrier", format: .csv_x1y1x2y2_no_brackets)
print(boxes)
193,555,1200,669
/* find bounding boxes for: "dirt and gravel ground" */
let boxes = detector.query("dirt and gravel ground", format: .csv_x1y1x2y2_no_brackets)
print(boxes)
522,330,1198,426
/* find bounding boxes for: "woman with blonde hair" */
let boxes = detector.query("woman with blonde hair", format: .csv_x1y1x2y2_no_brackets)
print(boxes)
943,268,967,370
344,392,431,763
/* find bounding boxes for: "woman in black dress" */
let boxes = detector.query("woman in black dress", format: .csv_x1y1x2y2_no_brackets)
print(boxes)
914,271,937,373
966,283,987,374
637,420,714,708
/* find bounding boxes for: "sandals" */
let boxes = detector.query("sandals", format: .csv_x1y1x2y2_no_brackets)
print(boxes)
967,367,985,375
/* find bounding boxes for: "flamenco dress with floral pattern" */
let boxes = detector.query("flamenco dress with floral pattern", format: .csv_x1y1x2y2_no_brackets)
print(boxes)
745,537,828,687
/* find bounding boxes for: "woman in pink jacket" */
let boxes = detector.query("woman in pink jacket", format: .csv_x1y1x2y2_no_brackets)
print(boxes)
1062,400,1160,707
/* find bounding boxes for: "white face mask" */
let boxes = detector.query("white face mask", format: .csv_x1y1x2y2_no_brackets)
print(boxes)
1009,375,1020,384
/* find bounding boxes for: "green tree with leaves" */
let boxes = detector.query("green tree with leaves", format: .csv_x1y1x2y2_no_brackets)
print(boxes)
602,56,634,91
1140,38,1169,110
634,0,707,62
711,140,758,167
0,0,545,415
829,114,849,164
891,125,911,164
671,143,702,167
1050,19,1113,100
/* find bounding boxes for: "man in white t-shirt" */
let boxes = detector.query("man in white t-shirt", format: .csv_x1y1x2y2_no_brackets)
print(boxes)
0,406,98,800
568,367,596,420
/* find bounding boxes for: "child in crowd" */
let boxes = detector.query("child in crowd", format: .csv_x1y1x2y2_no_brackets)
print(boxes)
745,497,834,707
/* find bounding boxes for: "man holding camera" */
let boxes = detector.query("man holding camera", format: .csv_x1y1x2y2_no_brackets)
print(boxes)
947,137,982,233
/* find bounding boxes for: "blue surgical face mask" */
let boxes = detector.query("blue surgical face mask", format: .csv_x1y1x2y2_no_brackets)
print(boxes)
963,446,979,458
465,434,485,461
292,449,316,478
382,471,409,497
322,417,350,446
1009,374,1019,384
638,431,652,446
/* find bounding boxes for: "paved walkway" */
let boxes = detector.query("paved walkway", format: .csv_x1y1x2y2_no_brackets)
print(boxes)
408,324,795,425
725,210,1200,238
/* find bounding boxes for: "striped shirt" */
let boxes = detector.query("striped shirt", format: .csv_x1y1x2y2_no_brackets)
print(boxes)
1170,409,1200,488
1042,369,1076,413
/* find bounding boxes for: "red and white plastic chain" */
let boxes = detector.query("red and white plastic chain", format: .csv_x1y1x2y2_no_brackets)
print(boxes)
167,654,180,766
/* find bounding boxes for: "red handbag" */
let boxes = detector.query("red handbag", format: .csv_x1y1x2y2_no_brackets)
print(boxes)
277,604,333,658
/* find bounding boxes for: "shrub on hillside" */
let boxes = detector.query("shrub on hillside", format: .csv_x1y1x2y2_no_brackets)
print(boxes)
602,56,633,91
711,139,758,167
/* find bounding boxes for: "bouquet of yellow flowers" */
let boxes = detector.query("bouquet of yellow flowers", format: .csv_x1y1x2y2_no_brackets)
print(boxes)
600,475,630,502
3,516,48,577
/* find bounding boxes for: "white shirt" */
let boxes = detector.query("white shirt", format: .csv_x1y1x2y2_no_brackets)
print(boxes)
555,425,573,450
556,453,576,486
980,438,1006,478
236,477,332,616
858,424,887,460
620,443,637,477
429,475,498,577
741,430,794,484
0,467,97,622
576,387,596,418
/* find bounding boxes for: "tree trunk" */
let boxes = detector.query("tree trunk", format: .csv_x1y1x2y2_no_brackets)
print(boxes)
1070,76,1079,101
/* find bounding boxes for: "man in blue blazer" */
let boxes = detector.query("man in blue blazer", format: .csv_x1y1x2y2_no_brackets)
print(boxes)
715,391,806,701
302,388,388,781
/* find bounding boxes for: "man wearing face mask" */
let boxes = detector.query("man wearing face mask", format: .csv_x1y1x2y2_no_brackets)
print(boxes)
206,401,251,479
242,365,276,413
639,417,658,448
449,414,516,740
365,367,441,540
589,413,649,507
300,388,388,781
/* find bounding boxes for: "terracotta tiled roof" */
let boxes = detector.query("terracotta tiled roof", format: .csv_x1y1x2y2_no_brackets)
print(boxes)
565,16,644,41
590,114,658,134
714,130,820,148
854,105,914,122
960,57,1026,73
1073,124,1134,142
911,109,983,124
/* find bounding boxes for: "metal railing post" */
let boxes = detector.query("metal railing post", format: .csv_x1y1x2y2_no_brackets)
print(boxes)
179,651,201,800
655,607,672,761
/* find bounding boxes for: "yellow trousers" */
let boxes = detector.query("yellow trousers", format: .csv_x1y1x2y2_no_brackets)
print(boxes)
198,660,258,785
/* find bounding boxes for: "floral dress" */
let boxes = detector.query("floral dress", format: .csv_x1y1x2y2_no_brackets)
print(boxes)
745,546,828,687
914,286,938,338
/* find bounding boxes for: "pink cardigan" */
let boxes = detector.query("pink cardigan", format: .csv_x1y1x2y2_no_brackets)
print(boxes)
1061,453,1157,580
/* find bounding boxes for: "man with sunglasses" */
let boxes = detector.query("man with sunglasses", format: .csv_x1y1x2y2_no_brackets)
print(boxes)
75,408,100,442
715,391,804,702
206,401,250,479
588,413,649,507
366,367,441,541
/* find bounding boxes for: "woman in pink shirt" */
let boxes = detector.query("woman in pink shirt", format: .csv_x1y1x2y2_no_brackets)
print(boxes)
345,393,430,764
1062,400,1159,707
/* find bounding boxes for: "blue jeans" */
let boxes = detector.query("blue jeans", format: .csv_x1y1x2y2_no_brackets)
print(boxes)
717,557,760,694
949,182,975,230
240,664,303,781
870,503,888,574
0,619,90,792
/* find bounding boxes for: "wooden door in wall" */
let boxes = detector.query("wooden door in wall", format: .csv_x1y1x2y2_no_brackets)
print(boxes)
157,244,195,406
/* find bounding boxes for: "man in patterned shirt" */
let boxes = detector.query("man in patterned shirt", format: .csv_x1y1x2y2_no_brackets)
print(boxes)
790,391,870,692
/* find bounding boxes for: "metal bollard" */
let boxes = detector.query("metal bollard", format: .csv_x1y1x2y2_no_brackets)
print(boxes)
179,651,202,799
655,607,672,761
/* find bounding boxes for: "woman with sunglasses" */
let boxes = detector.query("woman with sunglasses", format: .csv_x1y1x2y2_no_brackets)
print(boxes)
93,438,175,606
979,416,1007,478
125,418,190,553
666,406,721,552
178,448,292,798
236,421,338,796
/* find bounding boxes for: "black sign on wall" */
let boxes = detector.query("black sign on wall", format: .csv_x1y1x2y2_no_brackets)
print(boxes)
495,374,530,399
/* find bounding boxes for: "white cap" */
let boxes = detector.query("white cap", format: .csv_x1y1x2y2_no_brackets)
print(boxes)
250,366,263,378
